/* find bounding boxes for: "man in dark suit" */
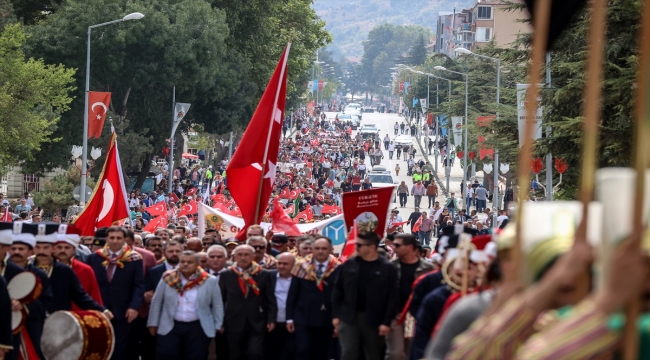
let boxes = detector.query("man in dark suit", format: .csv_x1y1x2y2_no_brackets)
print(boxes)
287,237,340,360
30,224,108,315
219,244,277,360
332,231,399,360
265,253,296,360
86,226,145,360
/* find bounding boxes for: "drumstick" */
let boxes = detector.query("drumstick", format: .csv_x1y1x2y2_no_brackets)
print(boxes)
575,0,608,244
513,0,551,284
622,0,650,357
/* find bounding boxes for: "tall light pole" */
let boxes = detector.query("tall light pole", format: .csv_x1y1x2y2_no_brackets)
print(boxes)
455,47,501,222
80,12,145,205
435,66,468,206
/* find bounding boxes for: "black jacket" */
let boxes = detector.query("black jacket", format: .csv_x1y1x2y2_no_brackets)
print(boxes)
219,268,277,333
86,253,145,320
331,256,398,327
287,266,340,327
48,261,104,313
145,263,167,292
0,276,12,353
407,211,421,226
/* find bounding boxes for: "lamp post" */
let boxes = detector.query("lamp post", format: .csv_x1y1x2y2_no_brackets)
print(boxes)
434,65,468,207
80,12,145,205
455,47,501,217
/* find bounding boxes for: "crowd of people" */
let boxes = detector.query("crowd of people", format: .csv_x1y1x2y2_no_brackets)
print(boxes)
2,104,644,360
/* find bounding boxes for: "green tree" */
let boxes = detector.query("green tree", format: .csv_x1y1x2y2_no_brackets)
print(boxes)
32,167,96,214
0,23,75,174
407,33,427,65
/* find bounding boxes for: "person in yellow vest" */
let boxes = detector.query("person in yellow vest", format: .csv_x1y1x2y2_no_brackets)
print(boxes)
412,171,423,184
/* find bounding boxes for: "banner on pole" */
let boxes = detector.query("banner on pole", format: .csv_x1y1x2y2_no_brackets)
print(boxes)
420,99,427,113
451,116,463,147
341,187,394,237
516,84,543,148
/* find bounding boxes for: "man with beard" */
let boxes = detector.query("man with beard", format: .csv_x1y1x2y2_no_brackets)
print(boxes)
206,244,230,360
146,236,165,263
54,226,104,309
8,226,53,359
30,224,108,315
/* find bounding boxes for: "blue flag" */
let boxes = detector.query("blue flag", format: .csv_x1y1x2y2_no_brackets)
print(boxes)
412,98,418,107
312,79,319,91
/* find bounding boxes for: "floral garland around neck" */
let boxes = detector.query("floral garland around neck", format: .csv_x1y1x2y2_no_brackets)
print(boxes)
97,245,141,268
162,267,210,296
292,254,339,291
229,262,262,296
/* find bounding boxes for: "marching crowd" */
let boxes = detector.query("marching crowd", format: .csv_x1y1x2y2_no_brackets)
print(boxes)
1,106,648,360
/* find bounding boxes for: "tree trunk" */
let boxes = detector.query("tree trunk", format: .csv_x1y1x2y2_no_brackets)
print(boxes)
133,153,153,190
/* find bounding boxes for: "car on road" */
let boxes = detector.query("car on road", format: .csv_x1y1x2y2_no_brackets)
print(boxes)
359,124,378,138
336,113,360,129
393,135,413,146
366,165,398,202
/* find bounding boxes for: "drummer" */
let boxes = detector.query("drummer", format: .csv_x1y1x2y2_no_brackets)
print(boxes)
8,226,52,360
30,224,111,317
0,276,11,360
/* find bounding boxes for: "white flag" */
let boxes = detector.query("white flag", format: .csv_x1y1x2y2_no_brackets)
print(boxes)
451,116,463,147
420,99,427,113
174,102,191,124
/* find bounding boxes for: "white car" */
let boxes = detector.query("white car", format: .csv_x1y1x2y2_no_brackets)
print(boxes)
393,135,413,146
337,113,360,129
366,165,398,201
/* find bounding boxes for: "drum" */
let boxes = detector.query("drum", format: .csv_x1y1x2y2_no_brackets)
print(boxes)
11,310,24,335
41,310,114,360
7,271,42,303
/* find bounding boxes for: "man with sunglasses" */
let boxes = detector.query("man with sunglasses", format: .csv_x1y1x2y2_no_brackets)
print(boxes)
332,231,399,360
386,234,434,360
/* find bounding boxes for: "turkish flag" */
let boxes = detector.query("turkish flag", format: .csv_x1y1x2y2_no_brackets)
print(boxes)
169,192,180,203
271,198,301,236
318,79,323,91
73,132,130,235
412,215,422,232
186,187,197,196
87,92,111,139
211,194,226,204
143,215,167,232
179,200,198,216
321,204,341,215
279,188,290,199
227,45,290,240
144,202,167,217
339,222,357,262
284,204,294,215
399,81,405,92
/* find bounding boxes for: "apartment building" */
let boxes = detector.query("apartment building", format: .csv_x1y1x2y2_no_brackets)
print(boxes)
436,0,530,56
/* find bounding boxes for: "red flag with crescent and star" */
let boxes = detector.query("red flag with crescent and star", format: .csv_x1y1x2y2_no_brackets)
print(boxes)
87,91,111,139
271,197,301,236
144,202,167,217
73,132,130,235
226,44,291,239
179,199,198,216
143,215,167,232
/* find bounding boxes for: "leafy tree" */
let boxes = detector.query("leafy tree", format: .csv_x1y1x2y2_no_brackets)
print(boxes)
407,33,427,65
0,0,17,28
9,0,62,24
0,23,75,174
32,167,96,213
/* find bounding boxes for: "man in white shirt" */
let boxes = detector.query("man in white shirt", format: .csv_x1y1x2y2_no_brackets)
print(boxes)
267,253,297,360
496,210,510,228
388,142,395,160
148,251,223,360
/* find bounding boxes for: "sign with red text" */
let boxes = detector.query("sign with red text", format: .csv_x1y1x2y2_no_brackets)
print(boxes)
341,187,394,237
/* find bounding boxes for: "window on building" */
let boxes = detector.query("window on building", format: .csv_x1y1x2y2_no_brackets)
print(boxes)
476,27,491,42
477,6,492,19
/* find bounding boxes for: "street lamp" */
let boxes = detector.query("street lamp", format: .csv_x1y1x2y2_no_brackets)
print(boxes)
434,65,469,207
80,12,144,205
72,145,102,175
454,47,502,219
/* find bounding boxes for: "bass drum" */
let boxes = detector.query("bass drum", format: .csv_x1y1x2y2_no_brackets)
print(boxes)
41,310,114,360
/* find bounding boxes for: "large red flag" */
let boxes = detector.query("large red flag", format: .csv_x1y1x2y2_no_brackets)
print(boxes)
144,202,167,217
339,222,357,262
143,215,167,232
87,91,111,139
270,197,301,236
73,132,130,235
226,44,291,239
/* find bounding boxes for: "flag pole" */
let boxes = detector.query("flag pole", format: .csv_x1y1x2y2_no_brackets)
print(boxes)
622,0,650,357
512,0,551,284
254,43,292,224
